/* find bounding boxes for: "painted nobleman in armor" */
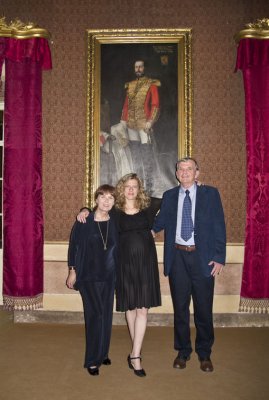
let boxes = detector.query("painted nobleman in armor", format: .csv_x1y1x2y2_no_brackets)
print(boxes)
120,60,161,195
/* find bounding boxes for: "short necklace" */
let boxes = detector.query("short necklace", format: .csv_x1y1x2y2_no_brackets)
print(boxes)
97,220,109,250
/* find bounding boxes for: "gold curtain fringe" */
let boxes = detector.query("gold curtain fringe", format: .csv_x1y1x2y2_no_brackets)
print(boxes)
234,18,269,43
0,17,50,39
239,297,269,314
3,294,43,311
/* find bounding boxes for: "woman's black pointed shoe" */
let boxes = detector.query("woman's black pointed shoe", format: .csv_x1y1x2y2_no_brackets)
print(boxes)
134,368,146,377
87,367,99,376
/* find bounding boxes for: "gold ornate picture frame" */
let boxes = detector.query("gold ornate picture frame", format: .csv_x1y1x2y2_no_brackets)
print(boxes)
85,28,192,206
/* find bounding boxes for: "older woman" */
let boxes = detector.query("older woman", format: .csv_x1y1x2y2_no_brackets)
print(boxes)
77,174,161,377
66,184,117,376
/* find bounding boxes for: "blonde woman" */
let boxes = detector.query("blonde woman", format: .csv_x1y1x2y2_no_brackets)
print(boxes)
115,173,161,377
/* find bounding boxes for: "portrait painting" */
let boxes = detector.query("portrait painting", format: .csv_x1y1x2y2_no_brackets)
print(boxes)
85,29,192,206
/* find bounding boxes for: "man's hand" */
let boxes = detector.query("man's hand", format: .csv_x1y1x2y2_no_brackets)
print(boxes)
77,209,90,223
195,180,203,186
66,270,76,289
145,120,153,133
209,261,224,277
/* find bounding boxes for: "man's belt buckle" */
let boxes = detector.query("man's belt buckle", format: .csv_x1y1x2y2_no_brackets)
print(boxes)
175,244,196,252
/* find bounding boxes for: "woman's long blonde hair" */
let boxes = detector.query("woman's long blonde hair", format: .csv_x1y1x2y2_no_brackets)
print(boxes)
115,173,150,211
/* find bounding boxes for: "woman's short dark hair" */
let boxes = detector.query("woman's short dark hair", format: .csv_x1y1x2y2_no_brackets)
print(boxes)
94,184,116,201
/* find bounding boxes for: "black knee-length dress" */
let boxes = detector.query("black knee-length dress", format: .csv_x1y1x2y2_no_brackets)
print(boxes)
116,200,161,311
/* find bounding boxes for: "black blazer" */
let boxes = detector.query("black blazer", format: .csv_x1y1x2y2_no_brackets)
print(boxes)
68,212,118,289
153,184,226,277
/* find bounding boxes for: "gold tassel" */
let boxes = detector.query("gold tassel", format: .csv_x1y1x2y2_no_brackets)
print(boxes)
239,297,269,314
3,294,43,311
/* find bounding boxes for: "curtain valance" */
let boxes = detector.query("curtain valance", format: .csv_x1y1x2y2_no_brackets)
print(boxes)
0,37,52,70
235,38,269,71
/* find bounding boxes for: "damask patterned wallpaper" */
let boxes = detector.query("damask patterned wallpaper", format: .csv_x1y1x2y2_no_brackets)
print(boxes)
1,0,268,241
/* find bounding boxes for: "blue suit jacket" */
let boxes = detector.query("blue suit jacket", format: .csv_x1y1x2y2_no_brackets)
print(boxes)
152,184,226,277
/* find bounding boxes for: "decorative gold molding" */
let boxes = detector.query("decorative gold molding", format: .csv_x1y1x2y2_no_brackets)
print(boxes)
0,17,51,39
234,18,269,43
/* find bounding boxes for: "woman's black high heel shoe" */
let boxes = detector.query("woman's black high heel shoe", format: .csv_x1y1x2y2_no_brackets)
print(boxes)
127,355,146,377
87,367,99,376
102,358,111,365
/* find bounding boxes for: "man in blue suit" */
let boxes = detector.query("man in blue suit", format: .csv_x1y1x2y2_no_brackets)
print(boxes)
152,157,226,372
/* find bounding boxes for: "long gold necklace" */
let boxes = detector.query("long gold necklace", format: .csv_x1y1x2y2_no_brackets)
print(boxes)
97,220,109,250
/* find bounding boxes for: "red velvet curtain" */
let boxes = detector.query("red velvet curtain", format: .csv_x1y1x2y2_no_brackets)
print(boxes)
0,37,52,310
235,38,269,313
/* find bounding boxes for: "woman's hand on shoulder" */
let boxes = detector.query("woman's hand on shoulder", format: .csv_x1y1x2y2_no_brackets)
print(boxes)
77,208,90,223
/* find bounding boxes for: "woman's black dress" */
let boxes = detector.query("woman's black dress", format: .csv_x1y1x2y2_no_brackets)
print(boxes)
116,201,161,312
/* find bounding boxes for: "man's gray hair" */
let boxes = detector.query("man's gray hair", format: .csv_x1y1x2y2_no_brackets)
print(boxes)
176,157,199,171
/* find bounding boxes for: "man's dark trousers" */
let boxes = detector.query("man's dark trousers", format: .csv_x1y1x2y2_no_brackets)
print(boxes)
169,247,214,359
